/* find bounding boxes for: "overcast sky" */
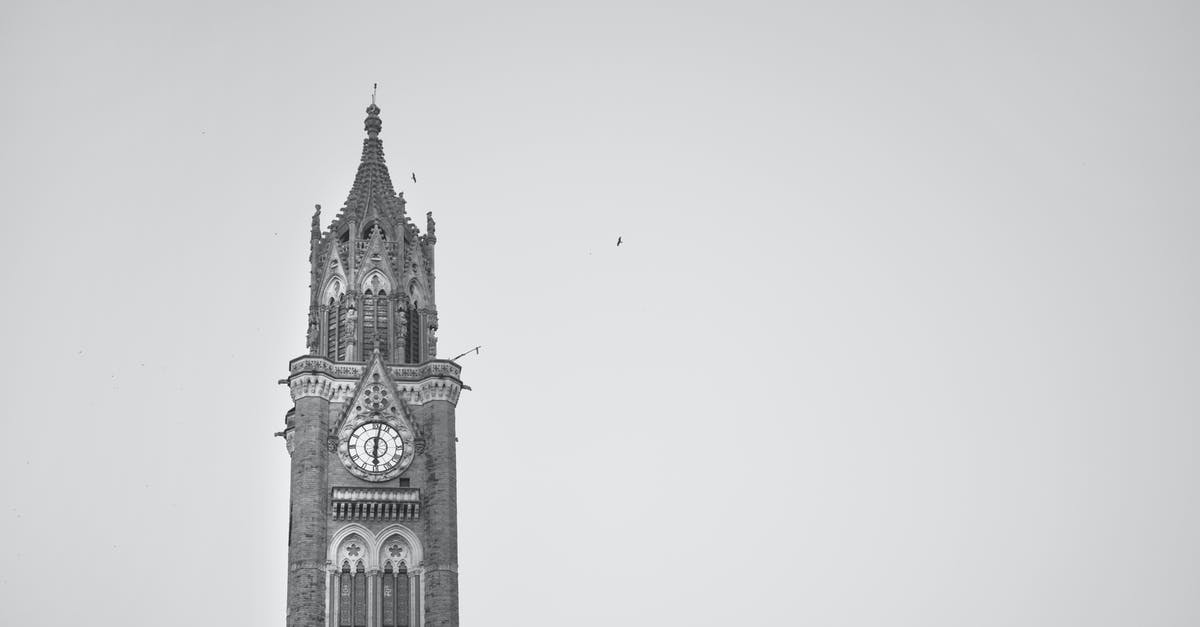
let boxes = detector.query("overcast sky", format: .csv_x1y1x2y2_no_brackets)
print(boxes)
2,1,1198,625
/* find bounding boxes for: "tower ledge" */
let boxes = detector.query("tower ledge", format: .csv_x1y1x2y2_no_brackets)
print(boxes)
286,355,465,405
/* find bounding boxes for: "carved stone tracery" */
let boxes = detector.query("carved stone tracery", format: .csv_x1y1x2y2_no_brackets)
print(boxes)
333,364,418,482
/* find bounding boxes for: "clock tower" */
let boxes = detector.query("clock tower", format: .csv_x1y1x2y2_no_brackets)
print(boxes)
280,99,464,627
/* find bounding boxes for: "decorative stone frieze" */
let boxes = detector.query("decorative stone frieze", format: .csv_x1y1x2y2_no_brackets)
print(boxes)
291,358,366,378
290,356,461,381
289,372,461,405
289,375,357,402
331,487,422,521
333,487,421,502
288,356,464,406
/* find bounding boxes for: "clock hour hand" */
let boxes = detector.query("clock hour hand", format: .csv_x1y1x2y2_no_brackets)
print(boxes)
371,423,384,463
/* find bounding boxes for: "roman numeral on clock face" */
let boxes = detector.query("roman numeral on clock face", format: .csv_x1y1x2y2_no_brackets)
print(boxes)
346,421,405,475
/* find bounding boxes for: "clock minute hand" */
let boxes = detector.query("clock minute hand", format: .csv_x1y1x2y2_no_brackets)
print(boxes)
372,424,384,463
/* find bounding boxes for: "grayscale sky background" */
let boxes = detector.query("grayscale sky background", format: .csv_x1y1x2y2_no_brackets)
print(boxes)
2,1,1198,625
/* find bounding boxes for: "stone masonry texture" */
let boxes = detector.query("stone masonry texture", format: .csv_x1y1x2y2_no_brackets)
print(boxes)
287,100,462,627
419,400,459,627
288,396,331,627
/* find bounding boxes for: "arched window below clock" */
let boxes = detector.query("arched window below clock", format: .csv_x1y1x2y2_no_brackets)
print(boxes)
381,561,410,627
332,533,370,627
380,532,415,627
335,560,368,627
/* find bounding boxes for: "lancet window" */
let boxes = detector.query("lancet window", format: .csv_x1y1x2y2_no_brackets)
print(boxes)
323,280,355,362
362,289,391,361
331,534,371,627
338,299,351,360
337,560,368,627
381,561,410,627
325,294,340,360
404,302,422,364
327,528,421,627
325,293,353,361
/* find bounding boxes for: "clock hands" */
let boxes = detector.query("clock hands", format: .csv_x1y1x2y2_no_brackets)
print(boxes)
371,423,384,466
349,422,402,474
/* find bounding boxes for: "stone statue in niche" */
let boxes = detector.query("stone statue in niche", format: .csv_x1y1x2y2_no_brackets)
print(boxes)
395,308,408,344
345,304,359,360
346,305,358,337
306,312,321,353
368,224,385,262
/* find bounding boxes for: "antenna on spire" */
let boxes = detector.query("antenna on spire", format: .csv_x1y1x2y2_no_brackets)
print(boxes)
371,83,377,105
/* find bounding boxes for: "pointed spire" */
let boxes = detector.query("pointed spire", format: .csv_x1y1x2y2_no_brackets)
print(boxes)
331,97,398,228
322,89,419,238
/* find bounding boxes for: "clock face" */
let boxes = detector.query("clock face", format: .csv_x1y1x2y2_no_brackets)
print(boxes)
348,422,405,474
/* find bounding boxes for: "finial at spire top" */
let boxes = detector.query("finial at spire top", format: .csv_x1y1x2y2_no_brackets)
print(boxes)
364,86,382,137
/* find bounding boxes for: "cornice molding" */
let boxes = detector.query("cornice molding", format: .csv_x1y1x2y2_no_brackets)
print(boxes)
289,374,357,402
290,356,461,381
288,357,465,406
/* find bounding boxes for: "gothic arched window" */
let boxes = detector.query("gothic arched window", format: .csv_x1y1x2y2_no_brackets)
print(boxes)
404,301,421,364
325,295,339,360
381,561,410,627
326,293,354,361
338,561,353,627
362,288,390,361
326,527,422,627
336,559,368,627
352,561,367,626
323,279,351,362
337,298,351,361
331,534,372,627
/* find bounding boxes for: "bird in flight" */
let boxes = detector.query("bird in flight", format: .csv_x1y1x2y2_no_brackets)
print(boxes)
411,172,417,183
616,236,623,246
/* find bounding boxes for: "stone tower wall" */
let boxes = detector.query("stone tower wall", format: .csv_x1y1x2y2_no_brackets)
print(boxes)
287,100,462,627
419,400,459,627
288,395,332,627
